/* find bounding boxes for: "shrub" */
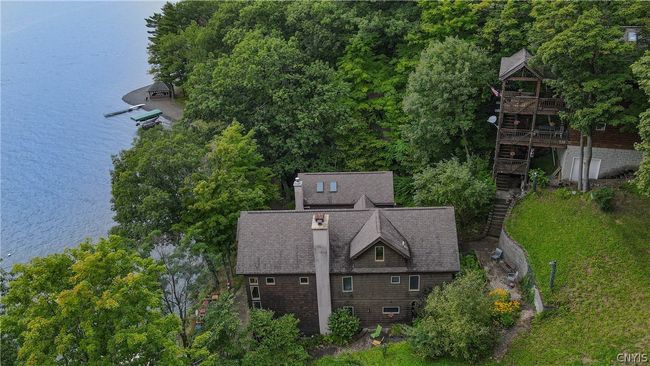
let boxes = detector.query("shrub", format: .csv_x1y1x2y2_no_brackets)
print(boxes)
243,309,308,366
460,252,482,274
591,187,614,212
528,168,550,188
328,308,361,345
413,158,495,227
554,187,573,199
408,270,496,362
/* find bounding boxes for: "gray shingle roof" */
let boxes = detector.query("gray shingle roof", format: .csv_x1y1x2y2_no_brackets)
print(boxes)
499,48,541,80
236,207,459,275
297,172,395,207
148,81,170,92
353,195,375,209
349,210,410,259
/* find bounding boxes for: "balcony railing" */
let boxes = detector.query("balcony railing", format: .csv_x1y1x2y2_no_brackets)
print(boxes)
499,128,568,147
495,158,528,175
501,96,564,114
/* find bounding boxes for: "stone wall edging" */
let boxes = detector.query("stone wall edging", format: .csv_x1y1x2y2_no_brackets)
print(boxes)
497,195,546,313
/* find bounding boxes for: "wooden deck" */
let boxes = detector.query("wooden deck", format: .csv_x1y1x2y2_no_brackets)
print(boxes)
499,128,568,147
501,96,563,115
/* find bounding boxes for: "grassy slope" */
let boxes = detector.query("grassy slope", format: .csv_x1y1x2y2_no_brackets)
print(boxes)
501,188,650,365
313,342,464,366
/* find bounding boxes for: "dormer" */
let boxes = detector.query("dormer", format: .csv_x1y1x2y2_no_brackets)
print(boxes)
349,210,409,268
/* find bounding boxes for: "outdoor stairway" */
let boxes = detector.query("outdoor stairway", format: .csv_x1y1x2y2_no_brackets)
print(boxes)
487,197,509,237
495,174,512,190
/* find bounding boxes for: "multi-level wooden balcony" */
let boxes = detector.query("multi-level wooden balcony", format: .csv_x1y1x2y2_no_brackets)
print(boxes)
500,93,564,115
499,128,568,147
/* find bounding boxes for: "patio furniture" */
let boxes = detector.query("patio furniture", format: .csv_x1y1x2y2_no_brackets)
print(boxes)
491,248,503,261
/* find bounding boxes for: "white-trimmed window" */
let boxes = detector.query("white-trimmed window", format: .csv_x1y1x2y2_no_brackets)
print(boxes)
595,123,607,131
342,276,353,292
330,181,338,192
265,277,275,285
375,246,384,262
249,277,258,285
299,277,309,285
250,286,260,300
316,181,324,192
382,306,400,315
342,306,354,315
252,301,262,309
409,275,420,291
390,275,400,284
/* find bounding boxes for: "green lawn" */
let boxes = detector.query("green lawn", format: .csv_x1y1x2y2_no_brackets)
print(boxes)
501,188,650,365
313,342,464,366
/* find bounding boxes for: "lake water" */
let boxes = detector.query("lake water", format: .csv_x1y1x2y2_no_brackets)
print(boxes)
1,2,164,268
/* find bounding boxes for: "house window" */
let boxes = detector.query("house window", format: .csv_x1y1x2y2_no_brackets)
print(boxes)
375,246,384,262
249,277,258,285
316,181,324,192
299,277,309,285
329,181,337,192
390,276,400,284
342,276,353,292
595,123,606,131
250,286,260,300
266,277,275,285
409,275,420,291
342,306,354,315
252,301,262,309
382,306,400,315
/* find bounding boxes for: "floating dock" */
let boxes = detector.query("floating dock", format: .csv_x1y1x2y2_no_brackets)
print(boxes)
131,109,163,122
103,104,145,118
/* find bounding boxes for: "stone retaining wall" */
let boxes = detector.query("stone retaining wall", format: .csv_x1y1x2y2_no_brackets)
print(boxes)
498,228,545,313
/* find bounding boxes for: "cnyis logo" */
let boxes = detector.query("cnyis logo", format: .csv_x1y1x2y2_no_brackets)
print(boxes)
616,353,648,364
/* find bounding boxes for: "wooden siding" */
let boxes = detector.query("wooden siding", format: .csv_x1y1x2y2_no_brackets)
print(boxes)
353,242,407,268
330,273,453,328
244,274,319,334
568,126,640,149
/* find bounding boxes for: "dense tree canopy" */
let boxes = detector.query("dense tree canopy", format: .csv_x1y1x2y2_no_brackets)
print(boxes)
1,236,183,365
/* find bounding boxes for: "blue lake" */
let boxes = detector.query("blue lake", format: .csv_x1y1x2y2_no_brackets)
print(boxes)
1,2,164,268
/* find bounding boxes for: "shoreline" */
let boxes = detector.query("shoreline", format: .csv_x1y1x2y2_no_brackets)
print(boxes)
122,84,183,121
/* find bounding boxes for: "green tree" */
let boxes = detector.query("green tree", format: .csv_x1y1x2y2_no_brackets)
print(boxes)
110,127,204,249
242,309,308,366
184,122,277,282
1,236,183,365
532,3,647,191
404,37,492,164
189,292,244,366
632,51,650,197
413,158,495,228
408,270,495,362
184,32,350,187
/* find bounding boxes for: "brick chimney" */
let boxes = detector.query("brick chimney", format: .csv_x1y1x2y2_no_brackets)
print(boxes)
294,177,304,211
311,213,331,334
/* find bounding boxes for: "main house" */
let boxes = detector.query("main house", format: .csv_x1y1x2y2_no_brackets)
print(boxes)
236,172,460,335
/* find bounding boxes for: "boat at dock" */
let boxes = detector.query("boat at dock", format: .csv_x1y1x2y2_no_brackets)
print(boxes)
130,109,162,122
103,104,145,118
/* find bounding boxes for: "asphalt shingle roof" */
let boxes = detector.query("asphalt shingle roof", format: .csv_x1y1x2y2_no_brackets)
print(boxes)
236,207,459,275
499,48,540,80
349,210,410,259
297,172,395,207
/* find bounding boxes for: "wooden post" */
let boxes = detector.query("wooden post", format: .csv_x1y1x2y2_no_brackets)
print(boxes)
493,80,507,179
523,80,541,188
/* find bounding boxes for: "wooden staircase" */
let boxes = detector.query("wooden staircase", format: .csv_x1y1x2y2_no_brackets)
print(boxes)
487,197,510,237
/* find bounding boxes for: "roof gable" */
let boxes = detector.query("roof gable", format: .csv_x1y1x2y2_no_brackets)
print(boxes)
499,48,543,80
349,210,410,260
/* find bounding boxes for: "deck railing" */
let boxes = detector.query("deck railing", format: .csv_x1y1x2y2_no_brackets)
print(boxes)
501,96,564,114
495,158,528,175
499,128,568,146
